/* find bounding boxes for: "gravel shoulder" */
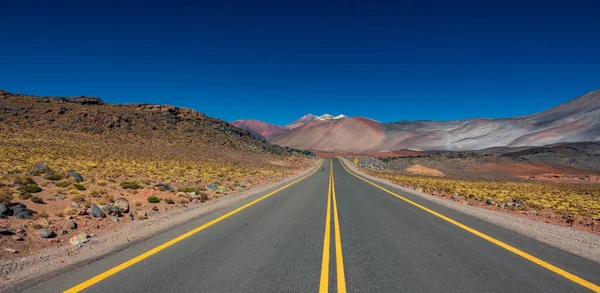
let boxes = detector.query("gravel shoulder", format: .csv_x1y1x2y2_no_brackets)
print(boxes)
0,160,322,290
340,158,600,264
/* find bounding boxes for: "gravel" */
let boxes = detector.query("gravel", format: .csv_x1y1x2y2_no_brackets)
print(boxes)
341,158,600,264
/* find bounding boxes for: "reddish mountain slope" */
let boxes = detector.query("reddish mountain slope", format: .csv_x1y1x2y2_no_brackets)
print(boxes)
230,119,289,140
272,117,385,153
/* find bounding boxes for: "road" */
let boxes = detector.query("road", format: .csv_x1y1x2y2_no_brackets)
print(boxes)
17,159,600,292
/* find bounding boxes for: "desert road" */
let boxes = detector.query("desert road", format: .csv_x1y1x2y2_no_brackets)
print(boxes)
17,159,600,292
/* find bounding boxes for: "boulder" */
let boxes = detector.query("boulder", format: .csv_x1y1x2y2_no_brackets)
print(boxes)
154,184,173,191
109,216,119,223
90,203,106,218
0,203,10,217
66,219,77,229
113,198,129,213
69,232,88,246
38,228,55,238
206,184,218,191
67,170,84,182
33,163,50,174
12,206,34,219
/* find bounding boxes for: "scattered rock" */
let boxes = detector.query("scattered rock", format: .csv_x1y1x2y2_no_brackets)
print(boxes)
91,203,106,218
33,163,50,174
486,199,496,206
71,202,82,209
67,170,84,182
129,213,134,220
514,200,523,208
66,219,77,229
505,202,514,207
144,210,157,217
12,205,34,219
76,209,88,216
154,184,173,191
109,216,119,223
500,203,506,208
38,228,55,239
69,232,88,246
0,203,10,217
206,184,218,191
529,210,538,215
11,235,24,241
4,248,18,253
55,195,65,200
0,226,16,235
415,187,424,193
113,198,130,213
152,206,159,212
459,196,466,200
240,182,247,188
60,229,69,235
451,193,458,199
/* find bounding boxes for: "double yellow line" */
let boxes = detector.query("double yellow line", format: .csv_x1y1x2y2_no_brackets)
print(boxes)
319,159,347,293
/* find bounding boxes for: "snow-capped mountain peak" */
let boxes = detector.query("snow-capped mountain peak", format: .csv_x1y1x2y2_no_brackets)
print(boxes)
316,114,347,120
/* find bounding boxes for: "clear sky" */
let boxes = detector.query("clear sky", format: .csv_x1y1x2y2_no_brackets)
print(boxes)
1,0,599,125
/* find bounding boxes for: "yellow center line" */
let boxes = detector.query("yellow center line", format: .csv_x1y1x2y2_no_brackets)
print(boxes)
338,158,600,293
319,160,333,293
331,160,347,293
63,159,324,293
320,159,347,293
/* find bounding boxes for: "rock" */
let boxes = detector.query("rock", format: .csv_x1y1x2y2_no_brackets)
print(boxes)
240,182,247,188
0,226,16,235
129,213,134,220
111,210,122,217
505,202,514,207
66,219,77,229
459,196,466,200
101,205,112,213
415,187,424,193
76,209,88,216
0,203,10,217
529,210,538,215
109,216,119,223
500,203,506,208
11,235,24,241
206,184,218,191
69,232,88,246
67,170,84,182
60,229,68,235
4,248,17,253
113,198,129,213
13,207,34,219
90,203,106,218
152,206,159,211
55,195,65,200
451,193,458,199
144,210,157,217
33,163,50,174
38,228,55,238
486,199,496,206
186,192,200,199
71,202,82,209
514,200,523,208
154,184,173,191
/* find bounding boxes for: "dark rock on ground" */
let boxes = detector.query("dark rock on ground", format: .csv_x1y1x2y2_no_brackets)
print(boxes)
66,219,77,229
91,203,106,218
67,170,84,182
0,203,11,217
33,163,50,174
154,184,173,191
0,226,16,236
206,184,218,191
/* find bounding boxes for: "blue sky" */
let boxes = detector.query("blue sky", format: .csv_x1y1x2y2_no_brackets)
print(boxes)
1,0,599,125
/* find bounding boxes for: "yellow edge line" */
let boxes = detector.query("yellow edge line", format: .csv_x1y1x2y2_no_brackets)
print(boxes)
331,160,347,293
338,158,600,293
319,159,333,293
64,159,324,293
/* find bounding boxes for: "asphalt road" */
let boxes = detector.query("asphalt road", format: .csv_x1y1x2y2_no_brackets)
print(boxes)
17,159,600,292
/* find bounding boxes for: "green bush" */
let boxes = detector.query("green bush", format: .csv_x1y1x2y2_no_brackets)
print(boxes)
147,196,161,203
45,174,63,181
73,183,86,191
120,181,142,190
18,184,42,193
55,181,70,188
31,196,44,204
19,193,32,200
180,187,199,193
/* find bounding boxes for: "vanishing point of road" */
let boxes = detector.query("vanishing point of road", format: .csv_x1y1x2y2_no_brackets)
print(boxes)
17,159,600,292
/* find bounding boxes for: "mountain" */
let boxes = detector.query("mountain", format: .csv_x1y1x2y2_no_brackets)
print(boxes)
230,119,289,140
232,113,348,140
272,90,600,153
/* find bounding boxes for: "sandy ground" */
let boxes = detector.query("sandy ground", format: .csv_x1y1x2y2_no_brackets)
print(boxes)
341,158,600,264
0,160,321,290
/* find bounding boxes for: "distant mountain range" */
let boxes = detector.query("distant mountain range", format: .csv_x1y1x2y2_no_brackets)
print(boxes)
232,90,600,153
